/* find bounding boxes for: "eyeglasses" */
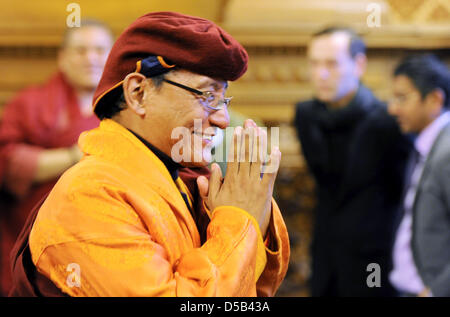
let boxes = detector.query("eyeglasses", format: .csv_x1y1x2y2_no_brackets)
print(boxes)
389,91,420,105
163,79,232,111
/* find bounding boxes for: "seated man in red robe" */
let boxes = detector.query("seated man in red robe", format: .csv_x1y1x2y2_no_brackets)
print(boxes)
0,19,113,296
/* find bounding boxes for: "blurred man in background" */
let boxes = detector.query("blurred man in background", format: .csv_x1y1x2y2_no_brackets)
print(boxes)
388,55,450,297
0,19,113,296
294,27,410,296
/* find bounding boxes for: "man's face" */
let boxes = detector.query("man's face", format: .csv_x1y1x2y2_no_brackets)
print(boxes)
143,70,230,167
388,75,434,134
307,32,361,103
58,26,113,91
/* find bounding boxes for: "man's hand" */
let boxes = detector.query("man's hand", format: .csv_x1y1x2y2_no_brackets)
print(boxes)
68,144,84,164
34,144,83,183
197,119,281,236
418,287,431,297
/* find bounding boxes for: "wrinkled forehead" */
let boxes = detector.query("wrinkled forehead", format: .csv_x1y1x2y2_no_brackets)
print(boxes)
63,26,114,48
167,69,228,92
392,74,418,93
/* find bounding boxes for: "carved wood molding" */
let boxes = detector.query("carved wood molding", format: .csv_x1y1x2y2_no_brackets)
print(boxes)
221,0,450,48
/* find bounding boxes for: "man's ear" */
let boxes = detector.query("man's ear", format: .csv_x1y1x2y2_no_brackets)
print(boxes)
123,72,149,117
354,53,367,79
425,88,445,118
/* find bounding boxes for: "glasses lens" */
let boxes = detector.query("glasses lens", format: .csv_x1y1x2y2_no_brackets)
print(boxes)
206,97,232,111
202,92,216,104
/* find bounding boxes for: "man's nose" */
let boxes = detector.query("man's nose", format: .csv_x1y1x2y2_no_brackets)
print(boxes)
83,48,101,63
387,101,398,116
316,66,330,80
208,108,230,130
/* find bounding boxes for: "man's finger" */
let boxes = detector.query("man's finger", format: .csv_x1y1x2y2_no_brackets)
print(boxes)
225,126,242,179
209,163,223,200
197,175,209,201
244,118,257,129
258,127,268,167
262,146,281,189
239,127,253,175
250,127,262,178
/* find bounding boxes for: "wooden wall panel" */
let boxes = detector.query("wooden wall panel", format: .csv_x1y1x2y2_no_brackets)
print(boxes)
0,0,222,46
0,48,58,116
222,0,450,49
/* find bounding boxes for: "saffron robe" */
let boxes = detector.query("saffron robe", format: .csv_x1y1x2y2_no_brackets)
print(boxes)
0,72,99,295
27,119,290,296
8,166,209,296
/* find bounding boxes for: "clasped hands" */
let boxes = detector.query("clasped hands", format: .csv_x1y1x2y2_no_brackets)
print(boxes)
197,119,281,237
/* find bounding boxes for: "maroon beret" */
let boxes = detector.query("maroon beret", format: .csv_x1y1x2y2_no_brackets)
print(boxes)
93,11,248,111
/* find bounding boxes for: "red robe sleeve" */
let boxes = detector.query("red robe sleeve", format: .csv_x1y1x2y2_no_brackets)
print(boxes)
0,89,43,197
0,72,96,198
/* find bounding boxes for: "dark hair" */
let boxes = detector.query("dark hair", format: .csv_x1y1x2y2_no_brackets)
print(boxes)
394,54,450,109
94,72,168,120
312,26,366,58
61,18,114,48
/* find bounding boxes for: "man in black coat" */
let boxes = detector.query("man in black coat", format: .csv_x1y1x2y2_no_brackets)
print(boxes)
294,27,410,296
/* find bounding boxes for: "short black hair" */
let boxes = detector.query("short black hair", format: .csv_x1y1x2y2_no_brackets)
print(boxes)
94,72,168,120
394,54,450,109
312,26,366,58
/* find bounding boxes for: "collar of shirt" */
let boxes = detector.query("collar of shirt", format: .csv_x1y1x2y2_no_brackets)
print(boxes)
127,129,182,181
312,83,376,131
415,111,450,159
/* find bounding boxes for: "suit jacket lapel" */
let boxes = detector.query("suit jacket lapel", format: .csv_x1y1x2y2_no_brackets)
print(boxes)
412,123,450,215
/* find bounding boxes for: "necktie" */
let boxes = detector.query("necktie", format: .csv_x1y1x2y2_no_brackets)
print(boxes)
394,149,422,231
404,149,419,191
404,149,425,213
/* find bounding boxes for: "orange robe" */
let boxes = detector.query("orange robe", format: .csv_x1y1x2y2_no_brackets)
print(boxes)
29,119,290,296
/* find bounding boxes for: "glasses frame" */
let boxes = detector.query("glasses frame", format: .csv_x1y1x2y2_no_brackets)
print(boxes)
389,90,421,105
162,79,232,111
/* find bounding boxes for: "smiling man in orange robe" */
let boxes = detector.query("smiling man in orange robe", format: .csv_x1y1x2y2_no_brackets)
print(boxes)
10,12,289,297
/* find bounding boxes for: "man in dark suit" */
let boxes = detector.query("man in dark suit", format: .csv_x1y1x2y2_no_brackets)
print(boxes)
294,27,410,296
388,55,450,297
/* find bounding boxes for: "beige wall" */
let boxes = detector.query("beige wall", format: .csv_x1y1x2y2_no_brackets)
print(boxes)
0,0,223,46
